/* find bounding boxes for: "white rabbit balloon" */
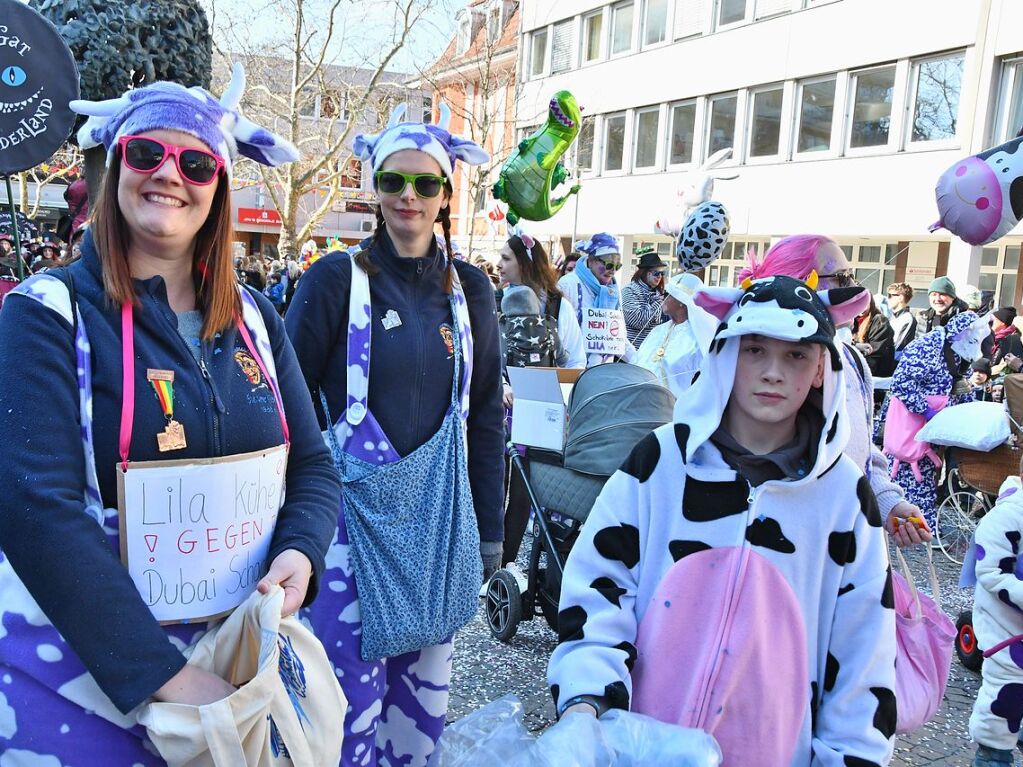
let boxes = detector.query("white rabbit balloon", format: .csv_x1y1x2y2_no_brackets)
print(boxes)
654,148,739,236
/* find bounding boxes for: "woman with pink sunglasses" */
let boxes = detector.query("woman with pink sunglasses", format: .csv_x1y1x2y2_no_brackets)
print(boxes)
0,68,341,763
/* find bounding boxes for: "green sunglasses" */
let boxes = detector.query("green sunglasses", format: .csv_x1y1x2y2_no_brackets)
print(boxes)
374,170,446,198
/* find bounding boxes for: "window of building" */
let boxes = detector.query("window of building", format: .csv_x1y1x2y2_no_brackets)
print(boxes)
909,52,964,144
422,101,433,123
529,28,548,78
643,0,668,46
749,86,783,158
849,65,896,149
674,0,705,38
577,117,595,171
634,107,660,168
457,17,471,54
755,0,791,20
717,0,746,27
668,101,697,165
795,76,836,153
611,2,634,56
340,158,362,189
994,58,1023,145
979,244,1022,309
487,7,502,42
551,20,574,74
298,89,318,118
604,112,627,171
474,182,488,213
707,93,738,156
582,10,604,63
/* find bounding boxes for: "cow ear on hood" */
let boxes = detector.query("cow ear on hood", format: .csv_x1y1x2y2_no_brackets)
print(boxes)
693,285,743,320
818,285,871,327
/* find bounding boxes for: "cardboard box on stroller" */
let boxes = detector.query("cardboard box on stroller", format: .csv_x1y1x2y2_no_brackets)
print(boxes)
507,367,582,451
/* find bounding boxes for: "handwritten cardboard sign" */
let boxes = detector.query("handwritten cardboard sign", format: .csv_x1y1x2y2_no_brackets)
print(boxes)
583,308,627,356
116,445,287,623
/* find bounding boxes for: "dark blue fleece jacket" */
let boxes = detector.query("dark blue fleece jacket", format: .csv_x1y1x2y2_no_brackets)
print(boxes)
0,232,340,713
285,230,505,542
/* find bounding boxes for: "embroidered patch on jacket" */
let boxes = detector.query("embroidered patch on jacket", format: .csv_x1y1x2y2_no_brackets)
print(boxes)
439,323,455,356
234,349,263,386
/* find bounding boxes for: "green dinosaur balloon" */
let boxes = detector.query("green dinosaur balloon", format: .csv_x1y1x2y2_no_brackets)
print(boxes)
493,91,582,226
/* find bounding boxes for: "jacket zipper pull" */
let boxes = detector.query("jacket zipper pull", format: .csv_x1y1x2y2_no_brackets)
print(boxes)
417,260,423,275
746,481,756,506
199,356,227,413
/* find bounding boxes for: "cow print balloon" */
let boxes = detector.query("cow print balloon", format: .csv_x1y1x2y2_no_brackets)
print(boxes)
677,201,730,272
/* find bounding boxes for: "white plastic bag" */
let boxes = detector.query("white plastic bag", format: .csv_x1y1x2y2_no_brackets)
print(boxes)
915,400,1009,451
428,696,721,767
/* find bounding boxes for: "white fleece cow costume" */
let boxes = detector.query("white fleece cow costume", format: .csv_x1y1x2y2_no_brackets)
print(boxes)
548,275,897,767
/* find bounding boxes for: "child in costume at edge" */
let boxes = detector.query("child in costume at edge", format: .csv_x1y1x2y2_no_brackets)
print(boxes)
549,275,897,767
967,466,1023,767
0,67,340,763
558,232,636,366
285,104,504,767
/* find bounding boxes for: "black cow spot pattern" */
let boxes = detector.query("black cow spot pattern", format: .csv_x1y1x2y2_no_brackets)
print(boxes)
881,569,894,609
844,758,881,767
550,684,560,707
669,539,712,561
684,477,749,522
615,641,638,672
674,423,691,463
690,370,701,386
999,589,1022,612
828,530,857,566
711,336,728,355
838,583,856,597
605,681,630,710
856,476,882,527
1008,530,1021,555
810,681,819,733
825,415,839,445
824,652,839,692
991,683,1023,733
620,432,660,483
591,577,627,608
558,605,587,643
745,517,796,554
594,524,641,569
870,687,897,739
1000,556,1018,575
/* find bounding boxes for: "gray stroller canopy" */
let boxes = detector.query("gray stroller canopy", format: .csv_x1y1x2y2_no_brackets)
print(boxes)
563,363,676,477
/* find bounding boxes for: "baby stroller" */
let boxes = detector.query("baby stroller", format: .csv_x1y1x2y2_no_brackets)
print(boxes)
486,364,675,642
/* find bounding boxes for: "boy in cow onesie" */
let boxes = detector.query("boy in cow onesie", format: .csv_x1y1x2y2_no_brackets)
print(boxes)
968,468,1023,767
548,274,897,767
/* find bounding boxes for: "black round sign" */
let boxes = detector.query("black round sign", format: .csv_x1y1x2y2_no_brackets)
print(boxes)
0,0,79,175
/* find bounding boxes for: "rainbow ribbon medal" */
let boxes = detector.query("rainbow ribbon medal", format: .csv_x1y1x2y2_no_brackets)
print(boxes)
147,369,186,451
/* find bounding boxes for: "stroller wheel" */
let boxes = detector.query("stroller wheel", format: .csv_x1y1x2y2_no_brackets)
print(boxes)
956,609,984,672
486,570,523,643
936,491,984,564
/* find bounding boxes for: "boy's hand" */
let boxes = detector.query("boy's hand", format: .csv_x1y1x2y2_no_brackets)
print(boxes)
886,502,932,547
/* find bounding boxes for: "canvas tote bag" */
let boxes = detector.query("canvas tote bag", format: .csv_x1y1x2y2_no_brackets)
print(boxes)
137,586,346,766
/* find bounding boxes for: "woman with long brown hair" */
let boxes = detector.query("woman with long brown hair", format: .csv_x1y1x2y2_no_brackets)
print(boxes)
285,103,504,765
0,68,340,763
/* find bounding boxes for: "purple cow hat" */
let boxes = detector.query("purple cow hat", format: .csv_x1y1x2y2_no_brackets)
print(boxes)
353,102,489,178
69,63,300,175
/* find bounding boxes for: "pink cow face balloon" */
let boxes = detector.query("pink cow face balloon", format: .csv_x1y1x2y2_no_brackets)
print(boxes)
930,135,1023,246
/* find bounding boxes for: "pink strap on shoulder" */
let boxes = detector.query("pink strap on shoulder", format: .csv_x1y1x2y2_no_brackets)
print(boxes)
235,315,290,446
119,303,134,469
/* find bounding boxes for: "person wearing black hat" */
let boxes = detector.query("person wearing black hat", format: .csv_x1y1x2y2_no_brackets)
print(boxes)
622,247,669,346
970,358,997,401
990,306,1023,369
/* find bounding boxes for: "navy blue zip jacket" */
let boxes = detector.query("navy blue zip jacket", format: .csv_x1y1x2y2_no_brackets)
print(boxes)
0,232,340,713
285,230,505,542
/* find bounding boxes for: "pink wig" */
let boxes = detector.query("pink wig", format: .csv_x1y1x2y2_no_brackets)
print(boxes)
735,234,836,284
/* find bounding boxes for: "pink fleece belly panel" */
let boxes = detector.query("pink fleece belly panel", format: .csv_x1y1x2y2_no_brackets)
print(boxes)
632,547,808,767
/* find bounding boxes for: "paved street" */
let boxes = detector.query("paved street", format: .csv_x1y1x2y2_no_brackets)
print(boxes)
448,536,983,765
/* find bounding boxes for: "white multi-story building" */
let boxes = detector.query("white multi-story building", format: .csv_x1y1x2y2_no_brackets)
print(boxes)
516,0,1023,307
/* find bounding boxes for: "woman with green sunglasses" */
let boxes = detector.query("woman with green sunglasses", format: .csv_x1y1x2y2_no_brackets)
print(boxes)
285,103,505,766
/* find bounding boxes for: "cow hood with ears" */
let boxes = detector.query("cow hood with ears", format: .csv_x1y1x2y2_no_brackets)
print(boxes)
674,275,869,471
